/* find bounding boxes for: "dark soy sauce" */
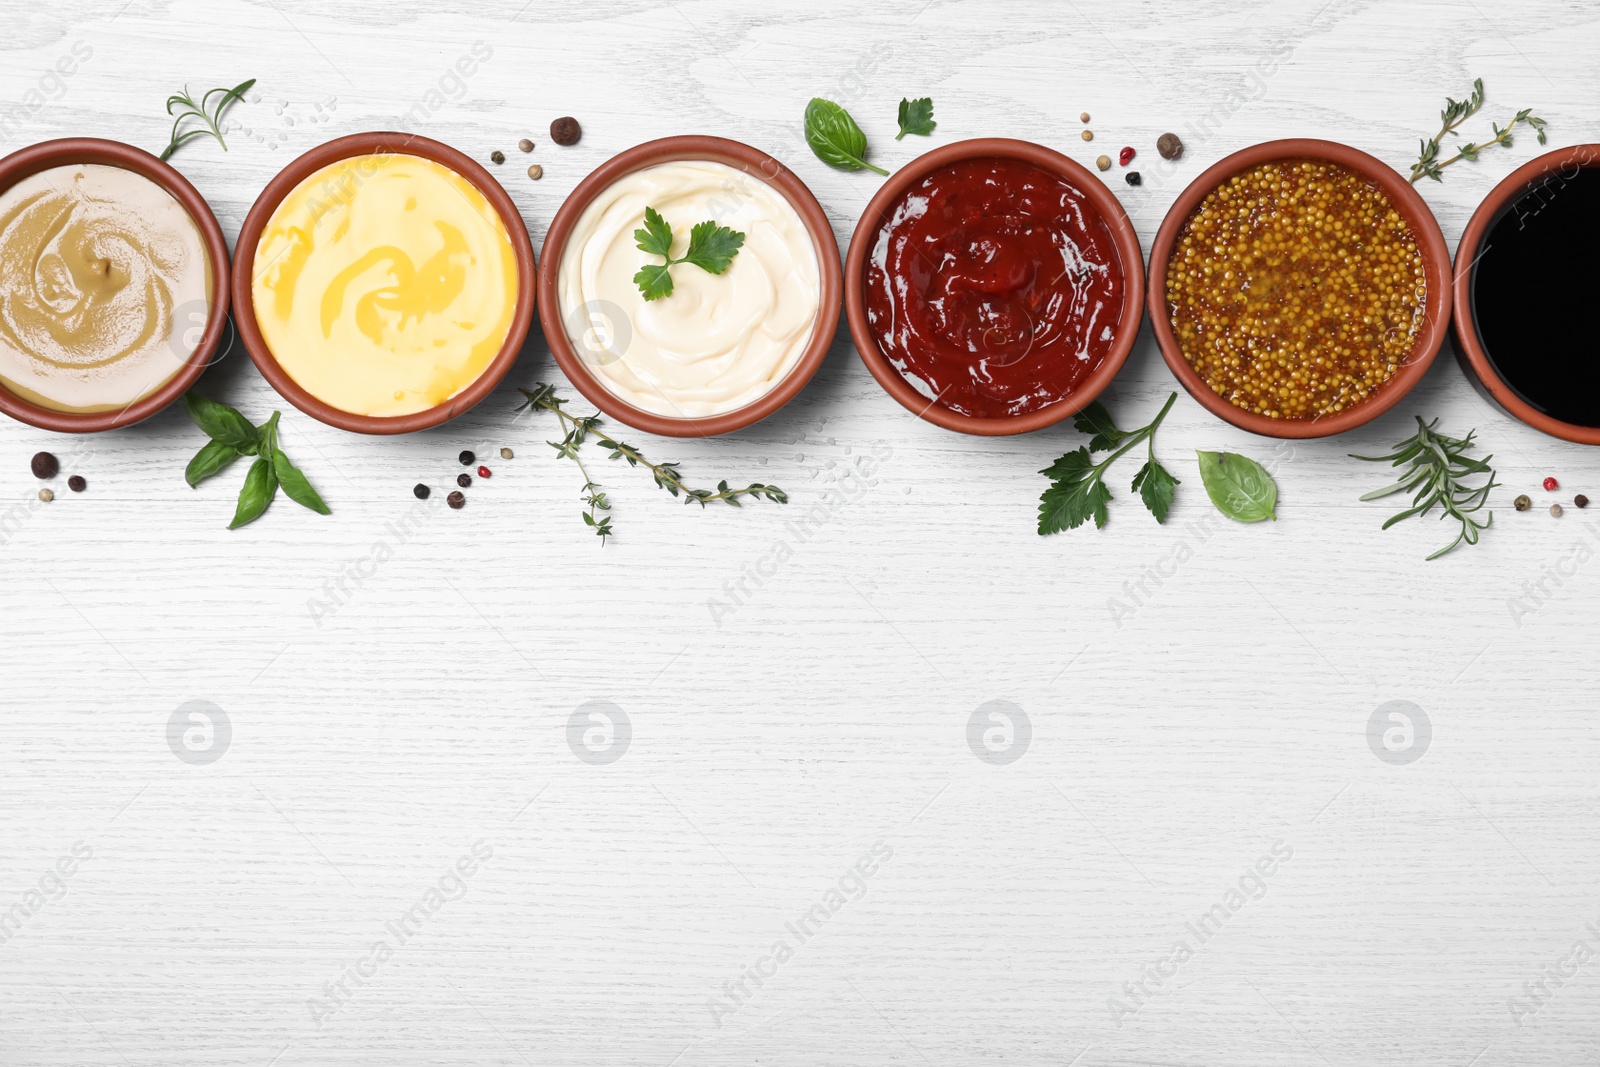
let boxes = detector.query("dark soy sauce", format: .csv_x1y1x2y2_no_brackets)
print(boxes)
1472,164,1600,427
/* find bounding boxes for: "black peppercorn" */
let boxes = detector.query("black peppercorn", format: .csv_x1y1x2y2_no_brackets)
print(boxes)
1514,494,1532,511
413,483,430,500
458,450,475,466
490,150,505,164
457,473,471,488
1577,494,1590,509
447,491,465,509
30,451,58,479
67,475,85,492
551,116,581,146
1124,172,1142,186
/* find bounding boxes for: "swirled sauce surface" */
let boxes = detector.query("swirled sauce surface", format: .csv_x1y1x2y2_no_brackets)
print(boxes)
252,153,517,417
0,164,208,413
864,158,1126,418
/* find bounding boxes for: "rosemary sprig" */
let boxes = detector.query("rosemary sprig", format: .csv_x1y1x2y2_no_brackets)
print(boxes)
516,384,787,543
1352,416,1498,560
160,78,256,162
1409,78,1547,183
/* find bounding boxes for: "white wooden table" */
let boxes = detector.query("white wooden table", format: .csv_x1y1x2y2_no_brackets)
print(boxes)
3,2,1598,1064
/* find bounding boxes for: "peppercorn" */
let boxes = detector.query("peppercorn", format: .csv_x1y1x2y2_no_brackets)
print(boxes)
1080,129,1093,142
30,451,57,479
1079,112,1090,123
1119,146,1136,166
1550,503,1564,517
1157,133,1184,160
527,164,543,180
67,475,85,493
38,488,53,502
519,138,534,153
1096,155,1111,171
1125,172,1142,186
459,450,475,466
477,465,491,478
413,483,430,500
551,116,581,146
447,491,465,509
500,447,513,460
490,150,505,164
1514,494,1531,511
1577,494,1590,509
457,473,471,488
1543,476,1559,491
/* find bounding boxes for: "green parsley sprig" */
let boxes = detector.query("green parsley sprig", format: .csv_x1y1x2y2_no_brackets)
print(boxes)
896,97,936,139
182,392,328,529
633,207,745,301
160,79,255,162
517,384,786,544
1039,393,1179,534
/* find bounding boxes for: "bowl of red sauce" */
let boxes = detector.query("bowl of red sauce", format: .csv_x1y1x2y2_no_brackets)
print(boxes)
845,138,1145,435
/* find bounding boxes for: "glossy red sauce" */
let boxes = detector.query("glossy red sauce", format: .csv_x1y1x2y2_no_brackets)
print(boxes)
864,158,1126,418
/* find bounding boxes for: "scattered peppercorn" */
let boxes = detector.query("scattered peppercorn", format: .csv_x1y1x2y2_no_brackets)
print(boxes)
1119,146,1136,166
519,138,534,153
413,483,430,500
1079,112,1090,123
1125,172,1142,186
500,447,513,460
38,488,53,502
459,450,475,466
1577,494,1590,509
447,491,465,509
1157,133,1185,161
457,473,472,488
1543,476,1559,491
1081,130,1093,142
1514,494,1532,511
67,475,85,493
1096,155,1111,171
477,465,491,478
30,451,57,479
527,164,543,181
490,150,505,164
551,116,581,146
1550,503,1564,517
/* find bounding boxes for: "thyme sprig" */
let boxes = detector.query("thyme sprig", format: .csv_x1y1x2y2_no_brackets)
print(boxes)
1409,78,1547,184
516,384,788,543
160,78,255,162
1352,416,1498,560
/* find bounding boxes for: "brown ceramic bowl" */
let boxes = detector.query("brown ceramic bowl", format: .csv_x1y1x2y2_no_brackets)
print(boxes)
539,135,840,438
1148,138,1452,439
1454,143,1600,445
845,138,1146,436
0,137,230,433
233,132,535,434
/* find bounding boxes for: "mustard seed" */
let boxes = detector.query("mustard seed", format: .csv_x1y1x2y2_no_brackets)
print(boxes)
519,138,534,153
1081,129,1093,142
527,164,543,180
1080,112,1091,123
1096,155,1111,171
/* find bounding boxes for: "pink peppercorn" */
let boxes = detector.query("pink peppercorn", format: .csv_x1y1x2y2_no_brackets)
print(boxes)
1119,146,1136,166
477,465,492,478
1543,476,1559,491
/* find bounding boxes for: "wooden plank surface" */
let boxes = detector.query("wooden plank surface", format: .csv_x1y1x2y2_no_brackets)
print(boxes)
2,1,1599,1064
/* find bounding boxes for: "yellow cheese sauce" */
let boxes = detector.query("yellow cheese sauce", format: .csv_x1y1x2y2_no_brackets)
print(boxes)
251,153,518,417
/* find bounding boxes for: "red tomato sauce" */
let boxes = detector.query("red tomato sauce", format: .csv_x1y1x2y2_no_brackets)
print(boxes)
863,158,1126,418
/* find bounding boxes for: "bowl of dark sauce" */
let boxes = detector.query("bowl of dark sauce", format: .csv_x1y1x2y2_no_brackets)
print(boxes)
1456,144,1600,444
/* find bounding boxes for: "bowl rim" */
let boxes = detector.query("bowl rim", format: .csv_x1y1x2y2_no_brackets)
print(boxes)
231,131,536,435
843,136,1147,436
536,134,842,438
0,137,232,434
1147,137,1453,440
1452,142,1600,445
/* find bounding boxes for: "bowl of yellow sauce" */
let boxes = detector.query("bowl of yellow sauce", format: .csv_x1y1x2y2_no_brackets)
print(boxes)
0,138,230,432
234,133,535,434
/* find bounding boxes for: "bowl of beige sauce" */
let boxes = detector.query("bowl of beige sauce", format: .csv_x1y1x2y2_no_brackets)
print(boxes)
0,138,230,432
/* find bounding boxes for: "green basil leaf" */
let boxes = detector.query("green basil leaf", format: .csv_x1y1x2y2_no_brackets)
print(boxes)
804,98,888,176
272,449,330,515
185,439,242,487
1197,450,1278,523
183,392,257,450
228,456,278,529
